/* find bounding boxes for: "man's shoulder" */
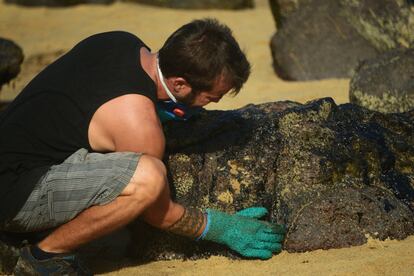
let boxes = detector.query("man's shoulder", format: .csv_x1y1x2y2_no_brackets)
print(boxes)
89,94,160,152
97,94,157,125
90,31,139,41
75,31,148,51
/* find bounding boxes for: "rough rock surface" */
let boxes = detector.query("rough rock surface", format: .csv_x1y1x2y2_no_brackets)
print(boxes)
1,98,414,272
350,48,414,113
132,98,414,260
4,0,115,6
0,38,24,89
269,0,414,80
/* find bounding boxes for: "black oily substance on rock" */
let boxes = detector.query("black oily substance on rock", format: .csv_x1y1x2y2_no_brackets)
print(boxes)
0,38,24,88
1,98,413,273
127,98,414,260
350,48,414,113
269,0,414,81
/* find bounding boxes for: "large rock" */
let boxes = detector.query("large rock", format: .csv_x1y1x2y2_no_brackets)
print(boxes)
4,0,114,6
340,0,414,51
129,98,414,261
269,0,414,80
0,38,24,89
350,48,414,113
122,0,253,9
1,98,414,272
269,0,378,80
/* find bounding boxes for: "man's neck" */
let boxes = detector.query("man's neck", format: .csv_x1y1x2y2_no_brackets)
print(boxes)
139,48,170,101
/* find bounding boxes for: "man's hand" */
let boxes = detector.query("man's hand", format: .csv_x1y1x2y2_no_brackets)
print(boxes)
200,207,285,259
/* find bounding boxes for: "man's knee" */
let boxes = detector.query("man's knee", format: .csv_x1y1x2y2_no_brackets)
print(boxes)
122,155,167,204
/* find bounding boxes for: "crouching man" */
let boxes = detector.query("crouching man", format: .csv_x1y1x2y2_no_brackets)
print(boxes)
0,18,285,275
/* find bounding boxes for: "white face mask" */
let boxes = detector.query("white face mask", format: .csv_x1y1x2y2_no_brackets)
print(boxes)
156,56,178,103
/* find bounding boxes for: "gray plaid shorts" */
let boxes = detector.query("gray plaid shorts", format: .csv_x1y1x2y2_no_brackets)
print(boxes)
3,148,141,232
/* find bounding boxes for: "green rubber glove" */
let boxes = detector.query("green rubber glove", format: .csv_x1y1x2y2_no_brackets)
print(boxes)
200,207,285,260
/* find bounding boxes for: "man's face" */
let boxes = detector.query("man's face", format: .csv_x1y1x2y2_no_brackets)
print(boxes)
176,77,233,107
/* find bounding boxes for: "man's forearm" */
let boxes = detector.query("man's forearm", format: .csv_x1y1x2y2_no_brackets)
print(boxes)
141,183,206,238
166,206,206,238
140,183,286,260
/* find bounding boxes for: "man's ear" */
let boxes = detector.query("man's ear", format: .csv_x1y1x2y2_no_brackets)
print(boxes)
172,77,192,97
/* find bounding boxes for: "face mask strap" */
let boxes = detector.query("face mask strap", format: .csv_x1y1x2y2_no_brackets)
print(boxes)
157,55,178,103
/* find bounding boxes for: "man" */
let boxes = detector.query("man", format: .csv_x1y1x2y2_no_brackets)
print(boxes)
0,19,285,275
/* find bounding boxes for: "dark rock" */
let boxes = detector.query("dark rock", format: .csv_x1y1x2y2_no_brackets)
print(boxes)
269,0,414,80
341,0,414,51
128,98,414,260
0,38,24,89
268,0,301,28
2,98,414,272
4,0,115,7
270,0,378,80
121,0,253,9
350,48,414,113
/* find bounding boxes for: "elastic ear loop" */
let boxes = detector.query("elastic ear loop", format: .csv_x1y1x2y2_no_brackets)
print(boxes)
156,55,178,103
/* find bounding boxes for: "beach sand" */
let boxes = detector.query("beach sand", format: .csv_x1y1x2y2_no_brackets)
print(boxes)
0,0,413,275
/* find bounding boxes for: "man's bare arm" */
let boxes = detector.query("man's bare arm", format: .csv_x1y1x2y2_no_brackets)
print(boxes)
90,94,165,159
89,94,207,238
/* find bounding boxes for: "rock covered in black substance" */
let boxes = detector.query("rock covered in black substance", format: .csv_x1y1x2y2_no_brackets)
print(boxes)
129,98,414,260
1,98,413,272
350,48,414,113
0,38,23,89
269,0,414,80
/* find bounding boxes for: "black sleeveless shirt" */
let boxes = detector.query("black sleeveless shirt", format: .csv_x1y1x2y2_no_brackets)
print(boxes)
0,31,157,222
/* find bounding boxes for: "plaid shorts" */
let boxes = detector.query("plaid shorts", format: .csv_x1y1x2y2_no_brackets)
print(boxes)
3,148,141,232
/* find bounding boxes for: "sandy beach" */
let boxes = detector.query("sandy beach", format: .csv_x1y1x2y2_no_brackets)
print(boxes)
0,0,350,108
0,0,413,275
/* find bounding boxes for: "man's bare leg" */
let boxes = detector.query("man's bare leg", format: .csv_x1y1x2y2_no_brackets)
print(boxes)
37,155,184,253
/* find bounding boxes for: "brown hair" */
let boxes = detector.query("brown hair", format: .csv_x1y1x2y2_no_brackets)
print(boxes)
158,18,251,94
